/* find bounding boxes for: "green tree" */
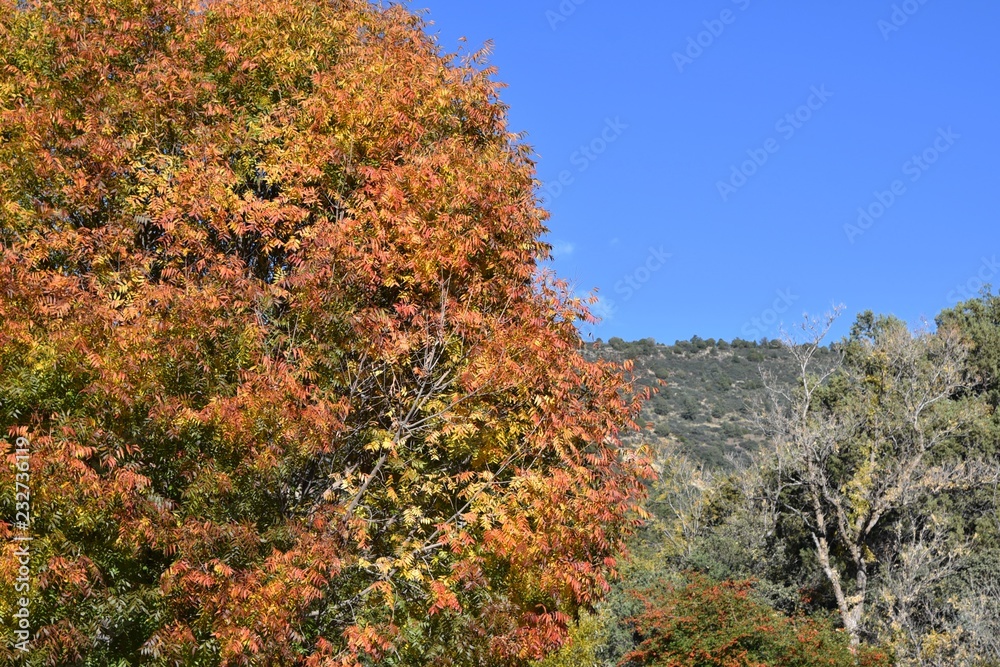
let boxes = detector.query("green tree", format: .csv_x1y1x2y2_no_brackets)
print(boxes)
937,290,1000,401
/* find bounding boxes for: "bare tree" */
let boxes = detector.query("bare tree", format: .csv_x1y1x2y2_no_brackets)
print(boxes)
753,312,986,647
874,518,968,665
955,568,1000,664
646,447,716,559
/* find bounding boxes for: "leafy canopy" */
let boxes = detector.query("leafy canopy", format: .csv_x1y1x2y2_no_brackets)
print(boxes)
0,1,651,664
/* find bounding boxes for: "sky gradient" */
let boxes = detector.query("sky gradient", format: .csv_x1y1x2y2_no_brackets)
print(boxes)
414,0,1000,345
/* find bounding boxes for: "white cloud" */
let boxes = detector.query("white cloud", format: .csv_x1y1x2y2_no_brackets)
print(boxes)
589,295,617,322
551,241,575,258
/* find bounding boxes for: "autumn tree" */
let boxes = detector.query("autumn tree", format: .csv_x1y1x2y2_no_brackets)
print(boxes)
0,1,651,664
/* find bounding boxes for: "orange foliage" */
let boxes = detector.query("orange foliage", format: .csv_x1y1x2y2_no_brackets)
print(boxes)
0,1,651,664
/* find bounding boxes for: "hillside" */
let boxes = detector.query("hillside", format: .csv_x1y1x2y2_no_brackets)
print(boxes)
589,336,840,466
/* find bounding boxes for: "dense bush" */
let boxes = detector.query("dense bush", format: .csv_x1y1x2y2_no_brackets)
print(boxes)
621,574,893,667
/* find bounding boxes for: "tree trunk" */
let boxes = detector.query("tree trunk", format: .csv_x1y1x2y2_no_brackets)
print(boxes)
813,533,864,646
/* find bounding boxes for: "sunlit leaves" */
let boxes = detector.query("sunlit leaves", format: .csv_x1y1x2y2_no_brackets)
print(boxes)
0,1,648,664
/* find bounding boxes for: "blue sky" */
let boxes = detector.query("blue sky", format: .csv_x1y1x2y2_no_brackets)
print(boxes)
414,0,1000,345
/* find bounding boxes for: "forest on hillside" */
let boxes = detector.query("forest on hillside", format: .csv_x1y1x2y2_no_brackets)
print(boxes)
588,335,841,466
545,298,1000,667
